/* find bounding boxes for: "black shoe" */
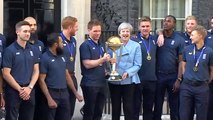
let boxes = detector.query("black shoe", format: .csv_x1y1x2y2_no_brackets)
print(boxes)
0,108,5,119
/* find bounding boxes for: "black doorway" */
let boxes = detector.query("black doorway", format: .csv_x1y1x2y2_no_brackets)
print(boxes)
3,0,61,46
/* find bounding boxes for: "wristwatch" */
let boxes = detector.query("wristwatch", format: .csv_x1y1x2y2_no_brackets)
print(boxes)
28,85,33,89
177,78,182,82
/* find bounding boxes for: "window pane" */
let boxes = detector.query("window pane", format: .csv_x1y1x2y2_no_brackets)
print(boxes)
141,0,150,16
151,20,163,31
169,0,185,18
176,20,185,31
151,19,185,32
139,0,186,32
152,0,168,18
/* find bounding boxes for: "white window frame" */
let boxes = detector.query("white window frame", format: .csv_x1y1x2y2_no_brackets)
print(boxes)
149,0,192,20
185,0,192,17
0,0,3,33
139,0,192,31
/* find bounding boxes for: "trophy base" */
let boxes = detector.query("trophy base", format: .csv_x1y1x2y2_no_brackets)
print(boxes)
107,75,122,81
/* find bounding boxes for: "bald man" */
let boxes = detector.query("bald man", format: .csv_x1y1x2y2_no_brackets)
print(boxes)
24,17,46,120
24,17,45,55
24,17,37,33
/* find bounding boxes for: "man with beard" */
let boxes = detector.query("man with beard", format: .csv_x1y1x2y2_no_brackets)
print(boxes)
2,21,39,120
24,17,45,55
24,16,46,120
60,16,79,119
154,15,185,120
39,33,82,120
207,16,213,34
180,16,198,45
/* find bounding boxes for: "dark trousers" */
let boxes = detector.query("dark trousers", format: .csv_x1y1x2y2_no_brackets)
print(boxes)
68,73,78,119
5,85,35,120
154,73,179,120
47,89,70,120
208,82,213,120
33,83,48,120
134,81,157,120
179,81,209,120
109,83,135,120
81,85,107,120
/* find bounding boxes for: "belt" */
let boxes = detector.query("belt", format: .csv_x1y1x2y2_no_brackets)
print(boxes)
48,88,67,92
20,84,29,87
157,70,176,74
183,80,207,86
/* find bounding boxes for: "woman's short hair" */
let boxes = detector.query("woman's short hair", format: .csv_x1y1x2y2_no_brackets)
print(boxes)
118,22,133,34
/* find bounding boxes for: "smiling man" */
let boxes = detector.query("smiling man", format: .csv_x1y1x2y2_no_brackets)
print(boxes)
2,21,39,120
132,16,157,120
180,25,213,120
79,19,110,120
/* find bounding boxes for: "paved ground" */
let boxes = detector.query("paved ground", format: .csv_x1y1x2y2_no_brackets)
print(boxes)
72,101,173,120
72,101,84,120
0,101,195,120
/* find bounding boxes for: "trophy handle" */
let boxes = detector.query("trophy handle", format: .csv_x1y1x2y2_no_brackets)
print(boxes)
111,52,116,74
104,42,112,74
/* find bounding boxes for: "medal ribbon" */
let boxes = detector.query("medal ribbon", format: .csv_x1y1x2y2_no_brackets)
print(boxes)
193,45,206,67
60,32,74,58
140,33,151,56
88,38,103,57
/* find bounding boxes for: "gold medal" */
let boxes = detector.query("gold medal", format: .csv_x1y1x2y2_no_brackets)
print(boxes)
147,54,151,60
70,57,74,61
193,66,198,72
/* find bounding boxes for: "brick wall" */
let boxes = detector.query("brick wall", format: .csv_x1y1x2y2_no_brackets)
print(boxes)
91,0,139,31
192,0,213,29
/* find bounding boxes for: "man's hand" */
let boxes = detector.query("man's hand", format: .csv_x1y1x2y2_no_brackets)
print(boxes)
0,93,5,108
47,97,57,109
157,34,164,47
75,93,84,102
102,53,110,62
172,79,181,93
19,87,31,100
208,79,212,84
